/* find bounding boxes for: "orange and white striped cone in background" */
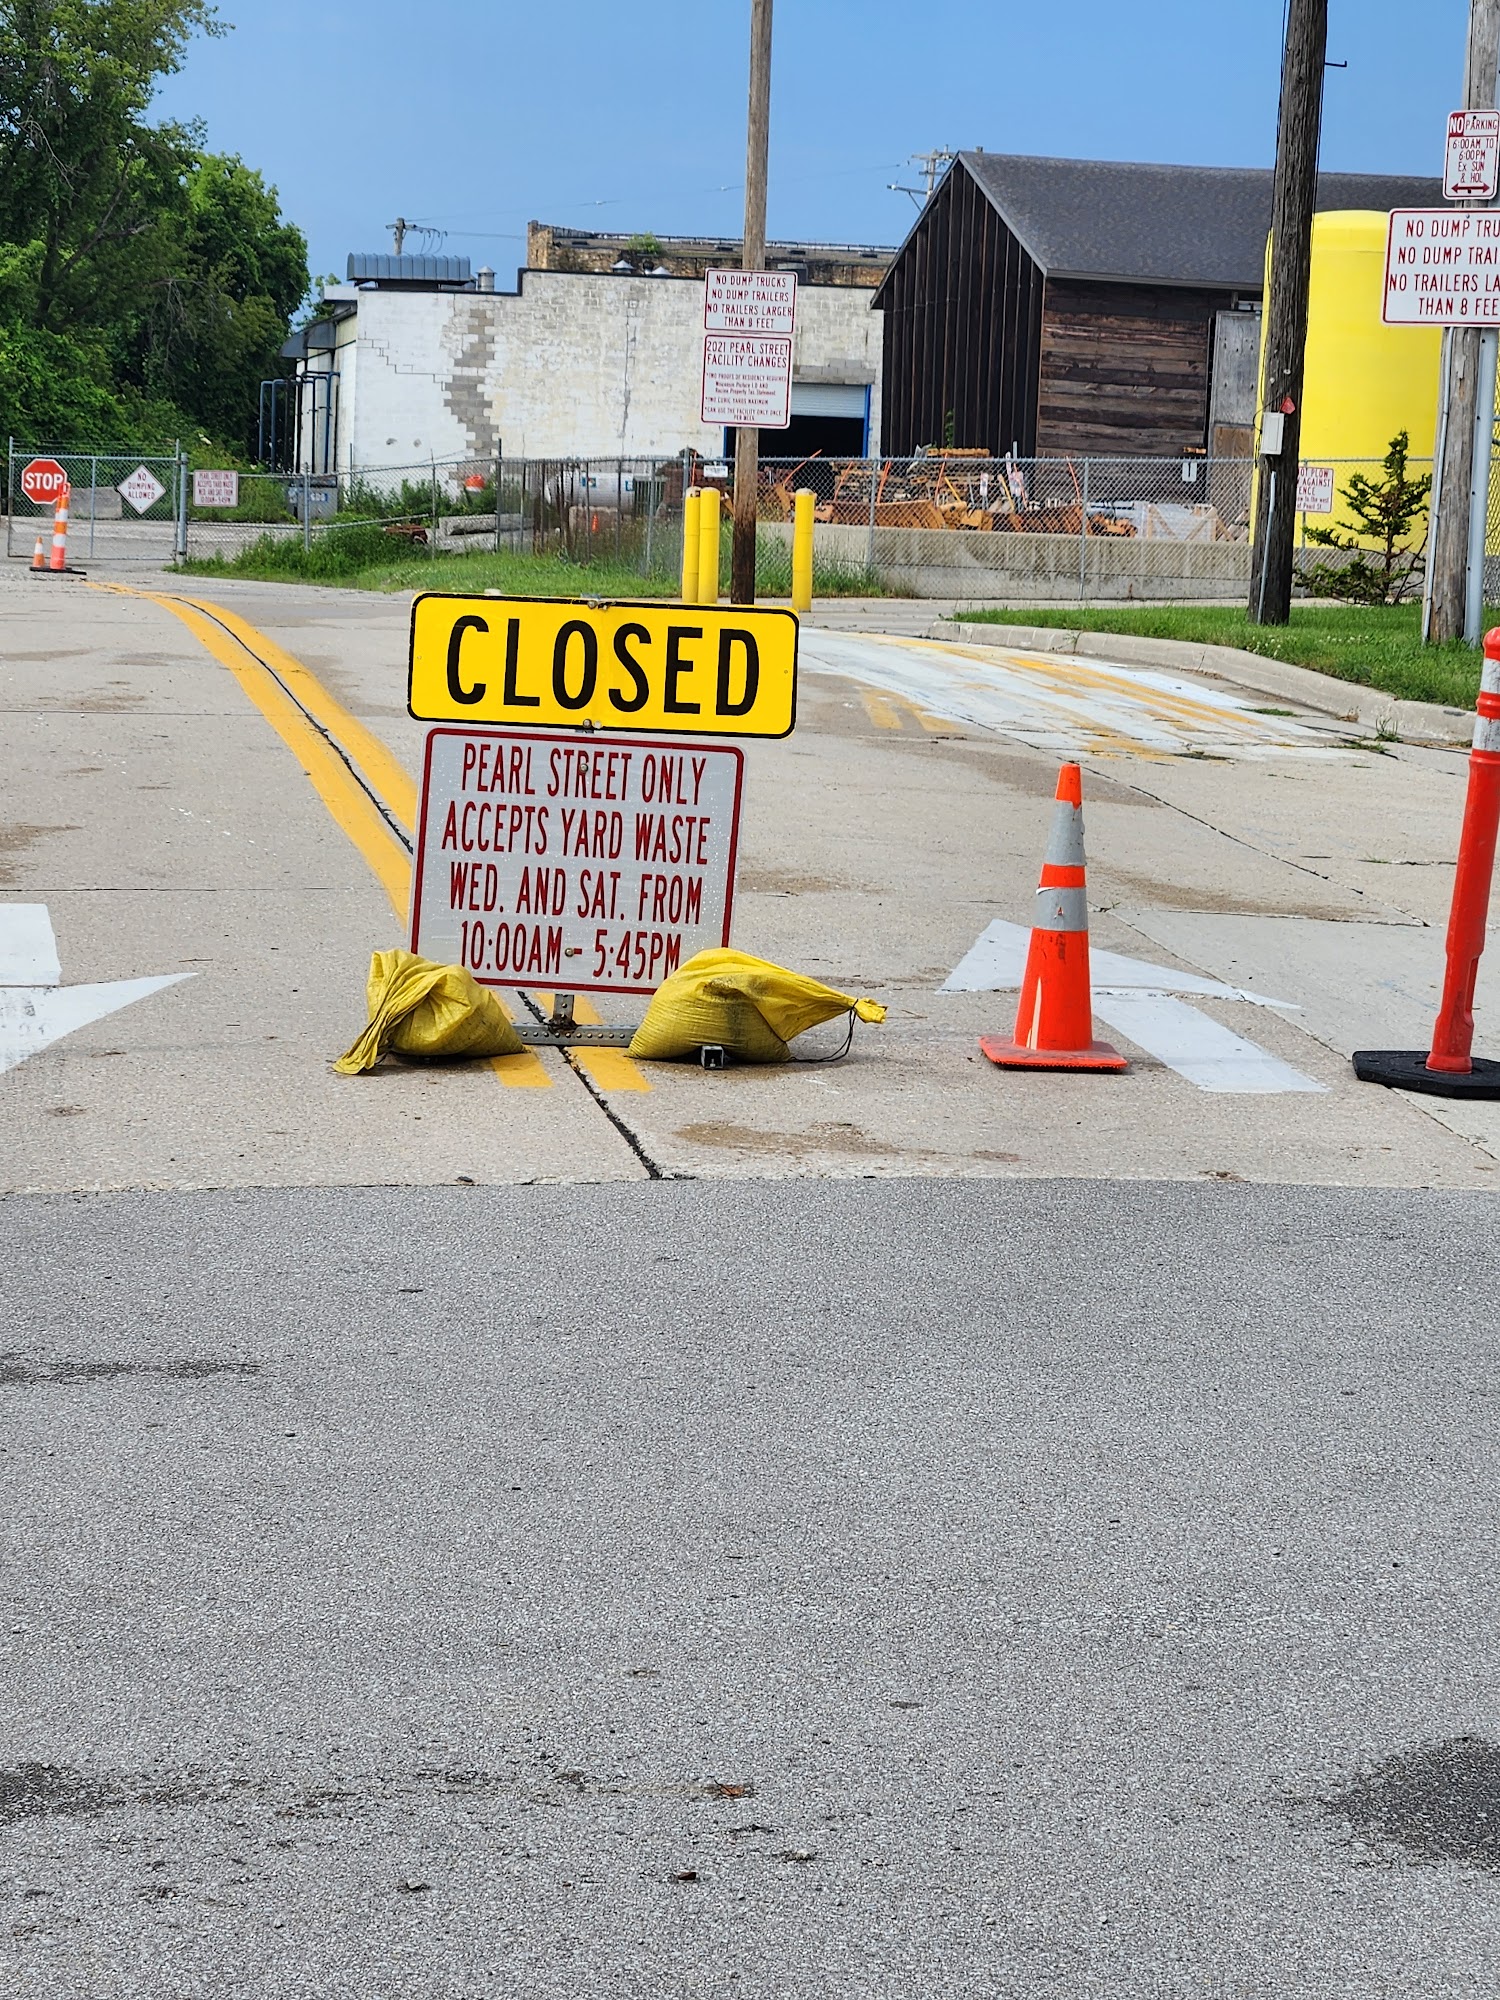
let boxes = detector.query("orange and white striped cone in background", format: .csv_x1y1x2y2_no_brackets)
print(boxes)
47,485,70,572
30,532,45,569
980,760,1127,1073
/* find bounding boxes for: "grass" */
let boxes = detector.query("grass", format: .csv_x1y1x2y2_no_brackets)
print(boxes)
180,525,887,599
954,601,1487,710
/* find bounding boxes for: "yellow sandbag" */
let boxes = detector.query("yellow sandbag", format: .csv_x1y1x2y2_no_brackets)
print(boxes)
334,949,525,1073
628,949,885,1064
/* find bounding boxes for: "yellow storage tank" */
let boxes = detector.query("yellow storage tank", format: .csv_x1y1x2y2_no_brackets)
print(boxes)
1297,211,1441,462
1255,211,1442,541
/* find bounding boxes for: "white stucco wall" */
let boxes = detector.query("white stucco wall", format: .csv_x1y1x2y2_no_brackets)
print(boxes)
323,272,882,473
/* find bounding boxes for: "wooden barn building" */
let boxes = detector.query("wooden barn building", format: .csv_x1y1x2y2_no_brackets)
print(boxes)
871,153,1440,459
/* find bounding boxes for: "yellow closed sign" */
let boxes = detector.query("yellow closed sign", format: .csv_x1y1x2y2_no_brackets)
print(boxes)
408,595,798,739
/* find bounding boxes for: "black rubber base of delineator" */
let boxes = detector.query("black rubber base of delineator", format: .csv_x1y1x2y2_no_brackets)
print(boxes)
1352,1049,1500,1098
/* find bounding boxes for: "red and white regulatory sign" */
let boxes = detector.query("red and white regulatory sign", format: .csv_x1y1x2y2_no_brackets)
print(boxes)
1446,109,1500,201
410,728,744,995
1384,208,1500,323
700,268,795,429
19,458,68,505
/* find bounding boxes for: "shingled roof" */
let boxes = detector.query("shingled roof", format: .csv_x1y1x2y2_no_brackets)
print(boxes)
882,153,1444,295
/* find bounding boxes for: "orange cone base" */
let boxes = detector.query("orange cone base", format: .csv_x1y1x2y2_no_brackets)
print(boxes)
979,1034,1127,1073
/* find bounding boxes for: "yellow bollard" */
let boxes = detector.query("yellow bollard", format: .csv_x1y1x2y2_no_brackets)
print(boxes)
792,487,814,612
698,485,721,605
680,486,701,603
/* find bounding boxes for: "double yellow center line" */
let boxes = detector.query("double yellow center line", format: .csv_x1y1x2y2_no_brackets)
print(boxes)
93,582,648,1094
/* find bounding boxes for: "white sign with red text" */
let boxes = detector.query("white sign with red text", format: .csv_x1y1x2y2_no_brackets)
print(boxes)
410,729,744,995
193,468,239,508
701,335,794,427
704,268,797,335
118,464,167,513
701,268,796,428
1383,209,1500,323
1295,464,1335,514
1446,109,1500,201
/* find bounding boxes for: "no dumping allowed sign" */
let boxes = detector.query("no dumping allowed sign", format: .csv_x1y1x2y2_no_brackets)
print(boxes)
118,464,167,513
704,268,797,336
1383,209,1500,324
701,268,796,428
410,728,744,996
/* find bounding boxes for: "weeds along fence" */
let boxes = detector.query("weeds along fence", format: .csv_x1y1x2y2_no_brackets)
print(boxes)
5,443,1439,601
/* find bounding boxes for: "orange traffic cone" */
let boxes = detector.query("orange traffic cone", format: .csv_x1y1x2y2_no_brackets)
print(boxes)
980,761,1127,1073
30,533,45,569
48,486,70,571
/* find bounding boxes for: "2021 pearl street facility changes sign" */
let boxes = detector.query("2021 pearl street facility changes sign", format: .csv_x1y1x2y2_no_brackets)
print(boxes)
700,267,795,429
408,595,798,738
410,729,744,996
1446,109,1500,201
701,334,794,427
1383,209,1500,323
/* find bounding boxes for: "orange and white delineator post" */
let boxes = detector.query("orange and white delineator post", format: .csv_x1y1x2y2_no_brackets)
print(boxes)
1354,626,1500,1097
47,485,70,572
980,760,1127,1073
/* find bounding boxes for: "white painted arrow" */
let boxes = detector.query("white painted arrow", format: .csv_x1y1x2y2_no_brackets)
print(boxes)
0,904,192,1077
944,918,1326,1095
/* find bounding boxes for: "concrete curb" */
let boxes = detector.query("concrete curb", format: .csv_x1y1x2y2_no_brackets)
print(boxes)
930,618,1473,748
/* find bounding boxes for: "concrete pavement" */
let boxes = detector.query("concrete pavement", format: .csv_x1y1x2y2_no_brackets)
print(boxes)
4,565,1500,1188
8,563,1500,1995
4,1177,1500,1998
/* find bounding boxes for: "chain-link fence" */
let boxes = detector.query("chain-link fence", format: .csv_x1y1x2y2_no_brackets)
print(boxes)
172,453,695,580
5,441,1437,604
5,442,187,564
755,452,1434,603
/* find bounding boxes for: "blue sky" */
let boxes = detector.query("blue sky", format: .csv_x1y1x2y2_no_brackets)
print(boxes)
155,1,1471,289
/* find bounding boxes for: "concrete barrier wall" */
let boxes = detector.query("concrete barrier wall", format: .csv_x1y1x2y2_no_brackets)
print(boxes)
763,520,1254,602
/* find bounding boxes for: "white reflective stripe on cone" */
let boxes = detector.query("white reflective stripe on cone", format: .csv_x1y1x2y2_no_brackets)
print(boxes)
1033,885,1088,932
1482,659,1500,697
1474,715,1500,754
1044,801,1085,868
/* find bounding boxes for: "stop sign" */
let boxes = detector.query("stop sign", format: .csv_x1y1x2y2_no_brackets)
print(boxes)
20,458,68,505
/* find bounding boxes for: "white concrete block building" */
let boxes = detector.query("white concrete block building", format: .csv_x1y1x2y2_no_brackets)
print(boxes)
284,241,887,475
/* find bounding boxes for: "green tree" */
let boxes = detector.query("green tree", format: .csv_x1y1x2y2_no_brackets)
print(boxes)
1300,431,1433,606
0,1,308,451
131,153,309,447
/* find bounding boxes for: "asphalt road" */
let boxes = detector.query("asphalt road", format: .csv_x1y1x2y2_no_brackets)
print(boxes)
4,1175,1500,1998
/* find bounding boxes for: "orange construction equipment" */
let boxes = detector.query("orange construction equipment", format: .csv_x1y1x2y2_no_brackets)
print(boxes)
48,485,70,571
980,761,1127,1073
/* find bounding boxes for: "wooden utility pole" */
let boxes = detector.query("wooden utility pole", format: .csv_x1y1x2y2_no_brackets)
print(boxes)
1248,0,1328,625
730,0,773,606
1425,0,1500,645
